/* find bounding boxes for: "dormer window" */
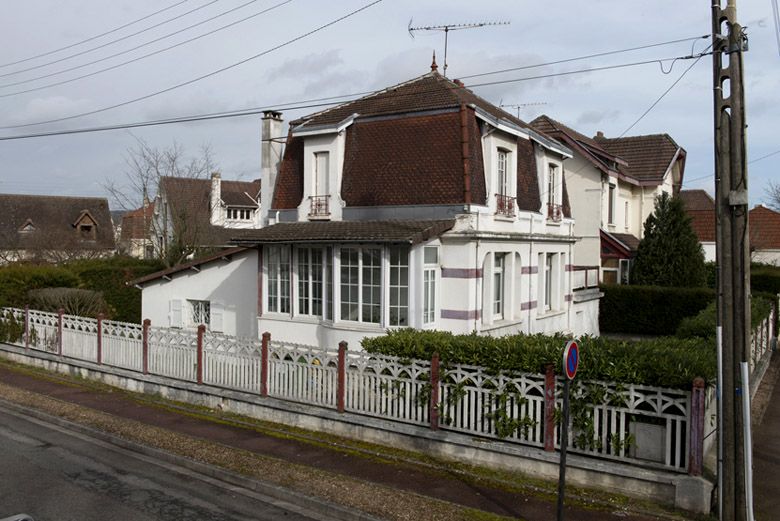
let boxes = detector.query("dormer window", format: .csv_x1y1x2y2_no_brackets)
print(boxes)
495,149,515,217
79,224,95,239
73,211,97,240
547,164,562,222
227,207,253,220
18,219,35,234
309,151,330,218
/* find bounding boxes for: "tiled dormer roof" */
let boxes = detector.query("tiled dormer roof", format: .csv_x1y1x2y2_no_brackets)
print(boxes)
293,71,531,130
594,133,684,184
0,193,115,251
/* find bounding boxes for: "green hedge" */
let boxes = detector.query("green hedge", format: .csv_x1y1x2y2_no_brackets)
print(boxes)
0,265,79,308
361,329,714,389
752,265,780,295
676,295,775,340
599,284,715,335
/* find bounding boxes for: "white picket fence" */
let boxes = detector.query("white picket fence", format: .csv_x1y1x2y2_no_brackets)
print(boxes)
1,304,777,474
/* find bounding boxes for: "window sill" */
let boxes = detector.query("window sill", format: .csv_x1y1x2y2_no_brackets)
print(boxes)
536,308,567,320
494,214,516,222
308,215,331,221
545,219,562,226
482,319,522,332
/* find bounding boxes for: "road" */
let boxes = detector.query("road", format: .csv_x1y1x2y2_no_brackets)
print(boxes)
0,404,331,521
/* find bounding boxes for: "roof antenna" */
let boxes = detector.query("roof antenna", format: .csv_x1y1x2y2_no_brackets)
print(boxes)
500,101,548,119
408,20,510,77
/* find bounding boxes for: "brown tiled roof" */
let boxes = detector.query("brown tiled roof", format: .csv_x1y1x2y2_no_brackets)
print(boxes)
340,110,486,206
271,135,303,210
609,232,641,252
679,190,716,242
594,133,683,184
129,247,248,286
231,219,455,245
120,203,155,241
294,71,530,130
221,179,260,206
530,115,606,153
750,205,780,250
0,193,115,251
515,137,540,212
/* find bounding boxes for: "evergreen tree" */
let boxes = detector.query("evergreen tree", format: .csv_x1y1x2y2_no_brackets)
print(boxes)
631,192,707,287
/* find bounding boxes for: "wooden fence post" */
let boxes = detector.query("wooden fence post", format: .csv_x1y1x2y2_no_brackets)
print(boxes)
197,324,205,385
688,377,705,476
544,363,556,451
430,352,440,431
261,332,270,397
57,308,64,356
96,313,103,365
142,319,150,375
24,304,29,350
337,341,347,413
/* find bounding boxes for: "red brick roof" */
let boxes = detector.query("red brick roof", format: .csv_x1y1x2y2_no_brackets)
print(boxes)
120,202,155,241
679,189,715,211
750,205,780,250
679,190,716,242
595,133,683,184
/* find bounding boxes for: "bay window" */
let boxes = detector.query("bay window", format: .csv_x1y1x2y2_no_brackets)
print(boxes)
423,246,438,324
388,246,409,326
267,245,291,313
297,247,323,316
340,247,381,324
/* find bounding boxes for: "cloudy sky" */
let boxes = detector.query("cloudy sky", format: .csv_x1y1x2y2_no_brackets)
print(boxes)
0,0,777,210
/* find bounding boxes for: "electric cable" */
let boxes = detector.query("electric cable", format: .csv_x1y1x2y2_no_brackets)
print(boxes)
0,0,189,69
0,0,293,95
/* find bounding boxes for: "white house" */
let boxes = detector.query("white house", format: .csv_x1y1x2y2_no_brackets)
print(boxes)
134,64,602,345
530,116,686,284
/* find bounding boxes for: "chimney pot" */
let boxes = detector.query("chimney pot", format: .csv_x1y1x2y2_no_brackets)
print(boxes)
454,79,464,87
596,131,604,138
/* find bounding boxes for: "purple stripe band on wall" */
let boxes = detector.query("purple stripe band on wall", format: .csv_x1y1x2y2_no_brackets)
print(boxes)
565,294,573,302
565,264,574,272
441,309,481,320
520,301,538,310
521,266,539,274
441,268,483,279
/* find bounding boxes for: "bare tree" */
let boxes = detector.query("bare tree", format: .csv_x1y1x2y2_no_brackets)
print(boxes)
104,137,217,266
765,180,780,211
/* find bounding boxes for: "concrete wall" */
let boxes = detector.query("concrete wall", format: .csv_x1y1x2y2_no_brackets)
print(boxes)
141,249,258,338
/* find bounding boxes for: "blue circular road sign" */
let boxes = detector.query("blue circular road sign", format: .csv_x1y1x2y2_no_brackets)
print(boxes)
563,340,579,380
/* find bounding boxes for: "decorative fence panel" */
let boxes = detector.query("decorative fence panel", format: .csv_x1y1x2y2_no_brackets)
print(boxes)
203,333,263,393
27,310,60,353
268,340,339,408
147,327,197,382
750,305,776,374
61,314,98,362
101,319,144,371
344,351,431,427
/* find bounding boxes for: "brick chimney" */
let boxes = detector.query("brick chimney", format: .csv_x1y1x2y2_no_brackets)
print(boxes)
596,131,605,138
260,111,283,226
210,171,222,226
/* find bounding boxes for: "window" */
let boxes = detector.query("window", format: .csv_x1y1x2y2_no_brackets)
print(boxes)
189,300,210,328
267,246,291,313
388,246,409,326
619,259,631,285
227,207,253,220
339,247,381,323
608,184,616,224
624,201,630,229
497,150,509,197
493,253,505,320
547,165,558,207
297,247,323,316
423,247,438,324
314,152,329,196
544,254,553,311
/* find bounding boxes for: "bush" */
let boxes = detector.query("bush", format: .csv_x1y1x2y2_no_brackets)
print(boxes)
752,265,780,296
599,285,715,335
676,295,775,339
27,288,109,318
361,329,715,389
0,265,79,308
0,310,24,344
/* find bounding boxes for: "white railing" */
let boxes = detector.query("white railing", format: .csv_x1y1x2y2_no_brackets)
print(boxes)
102,319,144,371
203,332,262,393
27,309,60,353
147,326,197,382
750,304,775,374
268,339,339,408
61,314,98,362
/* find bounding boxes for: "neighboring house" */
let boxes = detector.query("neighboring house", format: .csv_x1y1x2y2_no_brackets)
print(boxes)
152,173,262,259
118,202,156,259
681,189,780,266
134,63,602,344
0,193,115,263
530,116,686,284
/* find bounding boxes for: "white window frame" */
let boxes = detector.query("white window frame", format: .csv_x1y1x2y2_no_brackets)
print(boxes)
188,299,210,328
493,253,505,320
624,201,630,229
296,247,324,317
547,164,559,207
267,245,291,314
314,151,330,197
608,183,616,225
422,246,438,325
388,246,410,327
497,149,509,197
227,207,253,220
339,246,382,324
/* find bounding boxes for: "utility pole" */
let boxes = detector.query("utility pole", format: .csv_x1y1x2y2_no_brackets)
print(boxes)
712,1,751,520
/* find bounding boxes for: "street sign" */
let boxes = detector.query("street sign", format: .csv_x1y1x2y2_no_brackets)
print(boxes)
563,340,579,380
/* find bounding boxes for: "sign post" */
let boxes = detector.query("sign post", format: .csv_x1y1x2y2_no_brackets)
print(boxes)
557,339,579,521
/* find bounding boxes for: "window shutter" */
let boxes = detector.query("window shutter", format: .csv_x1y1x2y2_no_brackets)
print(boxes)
211,302,224,333
169,299,183,328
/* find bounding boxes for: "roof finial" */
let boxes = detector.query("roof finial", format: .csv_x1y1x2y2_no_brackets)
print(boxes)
431,51,438,72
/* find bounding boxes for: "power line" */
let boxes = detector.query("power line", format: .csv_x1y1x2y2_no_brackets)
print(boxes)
0,0,293,95
0,1,189,69
0,0,385,131
0,0,222,78
619,44,712,137
680,147,778,188
0,49,710,137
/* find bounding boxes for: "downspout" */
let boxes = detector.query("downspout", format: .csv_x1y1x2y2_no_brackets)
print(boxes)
475,237,480,333
460,103,472,211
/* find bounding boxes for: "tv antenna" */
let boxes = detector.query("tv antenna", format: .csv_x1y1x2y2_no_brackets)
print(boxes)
408,20,510,77
499,101,548,118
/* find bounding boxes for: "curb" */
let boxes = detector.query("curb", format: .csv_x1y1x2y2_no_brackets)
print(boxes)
0,398,382,521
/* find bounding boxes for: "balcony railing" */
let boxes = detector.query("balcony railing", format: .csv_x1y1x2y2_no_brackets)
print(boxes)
309,195,330,218
547,202,563,222
495,194,516,217
572,265,600,291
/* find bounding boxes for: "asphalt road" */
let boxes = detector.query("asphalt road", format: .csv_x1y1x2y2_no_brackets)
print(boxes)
0,404,328,521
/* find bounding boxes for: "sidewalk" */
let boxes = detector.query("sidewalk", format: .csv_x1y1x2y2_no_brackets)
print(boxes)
752,351,780,521
0,357,698,521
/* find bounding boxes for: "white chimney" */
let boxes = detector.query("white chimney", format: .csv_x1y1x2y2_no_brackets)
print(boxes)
210,171,222,226
260,111,284,226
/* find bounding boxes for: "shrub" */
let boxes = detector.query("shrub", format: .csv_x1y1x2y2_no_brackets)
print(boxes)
27,288,109,318
361,329,715,389
751,265,780,296
677,295,775,339
599,284,715,335
0,310,24,344
0,265,79,308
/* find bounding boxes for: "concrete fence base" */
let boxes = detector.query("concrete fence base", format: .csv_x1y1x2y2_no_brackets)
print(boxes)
0,343,713,514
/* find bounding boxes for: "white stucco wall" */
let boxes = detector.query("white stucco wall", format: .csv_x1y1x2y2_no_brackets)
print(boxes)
141,249,259,338
752,249,780,266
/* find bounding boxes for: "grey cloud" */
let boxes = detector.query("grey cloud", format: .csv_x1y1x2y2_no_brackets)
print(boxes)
268,50,344,82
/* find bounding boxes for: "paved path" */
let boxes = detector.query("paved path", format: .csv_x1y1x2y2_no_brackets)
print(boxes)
0,361,685,521
752,352,780,521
